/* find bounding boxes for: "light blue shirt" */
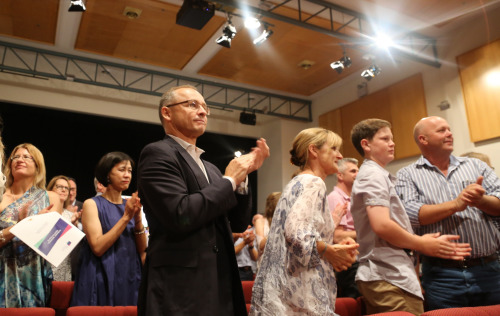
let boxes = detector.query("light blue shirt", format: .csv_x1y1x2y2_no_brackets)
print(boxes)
235,227,257,272
396,155,500,258
351,159,422,299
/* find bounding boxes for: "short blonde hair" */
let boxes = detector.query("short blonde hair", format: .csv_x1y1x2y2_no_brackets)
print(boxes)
5,143,47,189
290,127,342,170
47,175,71,208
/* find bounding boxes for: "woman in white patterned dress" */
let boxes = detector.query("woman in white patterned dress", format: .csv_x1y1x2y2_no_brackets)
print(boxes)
250,127,359,316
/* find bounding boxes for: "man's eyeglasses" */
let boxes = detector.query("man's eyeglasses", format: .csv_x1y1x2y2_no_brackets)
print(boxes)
55,184,70,191
164,100,210,115
11,155,34,162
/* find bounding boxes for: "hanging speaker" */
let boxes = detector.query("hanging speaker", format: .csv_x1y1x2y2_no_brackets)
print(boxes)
239,112,256,126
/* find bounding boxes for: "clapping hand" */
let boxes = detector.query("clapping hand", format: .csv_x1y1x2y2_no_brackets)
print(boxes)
124,192,142,221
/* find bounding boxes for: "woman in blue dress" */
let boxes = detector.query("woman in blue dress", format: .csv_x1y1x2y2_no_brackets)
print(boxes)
0,143,61,307
71,151,146,306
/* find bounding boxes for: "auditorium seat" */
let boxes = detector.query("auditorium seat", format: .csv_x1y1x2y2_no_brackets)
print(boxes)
335,297,360,316
242,280,254,314
66,306,137,316
420,304,500,315
241,280,254,304
369,312,415,315
1,308,55,316
49,281,74,316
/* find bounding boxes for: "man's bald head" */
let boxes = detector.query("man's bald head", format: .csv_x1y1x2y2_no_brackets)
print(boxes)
413,116,453,156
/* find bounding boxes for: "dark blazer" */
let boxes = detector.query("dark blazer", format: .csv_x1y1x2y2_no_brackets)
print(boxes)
137,136,250,316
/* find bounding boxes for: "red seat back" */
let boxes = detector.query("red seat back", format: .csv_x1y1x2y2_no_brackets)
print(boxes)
66,306,137,316
1,308,55,316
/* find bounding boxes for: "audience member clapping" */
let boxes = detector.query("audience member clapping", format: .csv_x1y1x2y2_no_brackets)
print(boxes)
71,151,146,306
0,143,61,307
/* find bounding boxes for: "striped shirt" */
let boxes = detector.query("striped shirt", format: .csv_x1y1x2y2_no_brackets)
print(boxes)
396,155,500,258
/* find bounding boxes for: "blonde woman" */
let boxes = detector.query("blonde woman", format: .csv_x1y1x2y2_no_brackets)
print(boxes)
47,175,79,281
0,143,61,307
251,128,358,315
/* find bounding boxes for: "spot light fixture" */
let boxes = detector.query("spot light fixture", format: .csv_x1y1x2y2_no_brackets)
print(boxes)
361,63,381,81
215,15,237,48
253,24,273,45
68,0,86,12
244,17,261,29
330,48,352,74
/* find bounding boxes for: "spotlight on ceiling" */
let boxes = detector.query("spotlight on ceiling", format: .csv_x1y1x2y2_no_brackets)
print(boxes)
375,33,394,49
330,50,352,74
216,17,237,48
68,0,86,12
244,17,261,29
253,25,273,45
361,64,381,81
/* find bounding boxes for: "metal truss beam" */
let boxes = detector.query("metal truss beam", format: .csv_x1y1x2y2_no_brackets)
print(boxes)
0,41,312,122
214,0,441,68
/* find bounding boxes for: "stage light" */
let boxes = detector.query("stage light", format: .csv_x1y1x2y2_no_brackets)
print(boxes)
361,64,381,81
244,17,261,29
216,24,237,48
68,0,86,12
253,25,273,45
330,49,352,74
375,33,394,48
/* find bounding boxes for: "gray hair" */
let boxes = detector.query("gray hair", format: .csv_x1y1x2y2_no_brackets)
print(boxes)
337,158,358,173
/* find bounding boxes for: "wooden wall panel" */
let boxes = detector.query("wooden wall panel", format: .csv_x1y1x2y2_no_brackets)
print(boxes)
388,74,428,159
319,74,427,161
457,39,500,142
339,89,391,161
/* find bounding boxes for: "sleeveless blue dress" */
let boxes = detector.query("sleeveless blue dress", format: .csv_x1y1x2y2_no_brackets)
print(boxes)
71,196,141,306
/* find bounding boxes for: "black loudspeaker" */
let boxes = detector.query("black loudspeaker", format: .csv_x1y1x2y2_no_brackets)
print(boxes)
176,0,215,30
240,112,256,126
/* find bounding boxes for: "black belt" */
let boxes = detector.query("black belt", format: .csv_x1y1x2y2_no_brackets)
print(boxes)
239,266,252,272
423,253,498,269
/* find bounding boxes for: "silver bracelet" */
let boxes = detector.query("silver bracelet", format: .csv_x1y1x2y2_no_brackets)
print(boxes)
0,230,6,243
134,227,146,235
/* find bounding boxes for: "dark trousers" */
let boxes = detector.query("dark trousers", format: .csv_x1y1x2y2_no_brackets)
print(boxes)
336,261,360,298
422,258,500,310
238,266,254,281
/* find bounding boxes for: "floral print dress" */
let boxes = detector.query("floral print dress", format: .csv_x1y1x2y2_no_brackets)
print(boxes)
250,174,337,316
0,187,53,307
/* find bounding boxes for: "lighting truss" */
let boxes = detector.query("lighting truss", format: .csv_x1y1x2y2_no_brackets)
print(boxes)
213,0,441,68
0,41,312,122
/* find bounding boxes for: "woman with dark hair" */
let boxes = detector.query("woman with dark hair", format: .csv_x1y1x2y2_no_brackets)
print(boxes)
71,151,145,306
0,143,61,307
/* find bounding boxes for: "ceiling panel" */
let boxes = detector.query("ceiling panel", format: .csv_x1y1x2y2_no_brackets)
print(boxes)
75,0,225,70
0,0,59,44
1,0,499,98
